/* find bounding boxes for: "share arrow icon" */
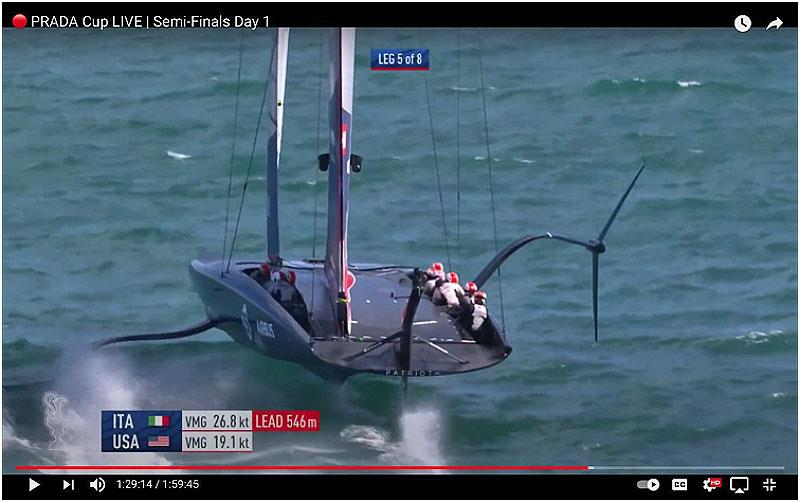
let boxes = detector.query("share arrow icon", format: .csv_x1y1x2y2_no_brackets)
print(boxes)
766,17,783,30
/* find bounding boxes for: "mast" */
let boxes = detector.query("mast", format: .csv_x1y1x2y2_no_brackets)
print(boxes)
266,28,290,263
324,28,356,336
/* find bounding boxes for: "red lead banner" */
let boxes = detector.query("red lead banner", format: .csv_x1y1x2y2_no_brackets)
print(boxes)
252,410,320,432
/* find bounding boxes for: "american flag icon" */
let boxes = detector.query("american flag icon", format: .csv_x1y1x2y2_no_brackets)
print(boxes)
147,435,170,447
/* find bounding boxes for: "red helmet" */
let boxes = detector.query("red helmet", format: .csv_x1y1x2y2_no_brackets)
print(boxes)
466,281,477,294
432,262,444,273
448,272,459,284
288,271,296,286
475,291,487,302
260,262,271,274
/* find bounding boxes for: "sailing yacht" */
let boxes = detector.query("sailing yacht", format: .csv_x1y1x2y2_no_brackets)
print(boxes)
188,28,511,382
97,28,643,386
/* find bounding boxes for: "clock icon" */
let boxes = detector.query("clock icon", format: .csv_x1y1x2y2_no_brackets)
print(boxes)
734,14,752,33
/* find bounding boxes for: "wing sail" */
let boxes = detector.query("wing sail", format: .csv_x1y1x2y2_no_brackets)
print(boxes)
266,27,290,263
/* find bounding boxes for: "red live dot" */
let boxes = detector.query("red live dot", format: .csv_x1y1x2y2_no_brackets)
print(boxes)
13,14,27,29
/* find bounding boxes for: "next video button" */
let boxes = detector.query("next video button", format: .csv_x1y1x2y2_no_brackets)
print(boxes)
371,48,429,71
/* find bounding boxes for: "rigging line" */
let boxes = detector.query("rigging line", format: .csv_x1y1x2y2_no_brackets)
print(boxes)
226,30,277,272
310,31,325,314
220,30,246,277
424,72,453,273
476,29,506,331
455,28,462,252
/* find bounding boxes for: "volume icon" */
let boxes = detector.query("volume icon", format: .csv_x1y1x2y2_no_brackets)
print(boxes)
89,477,106,492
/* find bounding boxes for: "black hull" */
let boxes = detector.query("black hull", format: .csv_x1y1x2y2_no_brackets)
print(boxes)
190,258,512,380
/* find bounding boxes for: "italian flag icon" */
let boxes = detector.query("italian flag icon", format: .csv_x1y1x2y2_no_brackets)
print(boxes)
148,415,170,427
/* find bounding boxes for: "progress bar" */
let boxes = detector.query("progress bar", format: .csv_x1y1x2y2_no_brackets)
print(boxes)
17,465,590,471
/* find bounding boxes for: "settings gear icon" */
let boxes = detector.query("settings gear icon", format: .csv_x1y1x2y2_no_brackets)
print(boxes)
703,477,722,492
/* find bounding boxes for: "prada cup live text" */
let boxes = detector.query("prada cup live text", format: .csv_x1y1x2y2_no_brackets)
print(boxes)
31,16,145,29
29,15,267,30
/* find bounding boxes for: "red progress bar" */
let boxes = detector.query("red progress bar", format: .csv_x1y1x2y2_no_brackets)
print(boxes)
18,465,590,471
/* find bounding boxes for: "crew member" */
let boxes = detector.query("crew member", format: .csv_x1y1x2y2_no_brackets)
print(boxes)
457,281,479,322
285,271,305,307
433,272,465,312
464,281,477,298
471,291,488,333
251,262,271,286
266,268,311,331
423,262,445,296
268,269,290,302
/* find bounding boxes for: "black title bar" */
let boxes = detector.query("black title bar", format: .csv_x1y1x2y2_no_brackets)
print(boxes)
2,2,798,28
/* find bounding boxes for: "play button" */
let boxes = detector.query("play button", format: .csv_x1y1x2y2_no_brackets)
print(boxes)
28,478,40,492
647,479,660,491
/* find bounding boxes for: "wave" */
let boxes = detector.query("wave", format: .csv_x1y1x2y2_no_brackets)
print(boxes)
107,226,192,243
584,77,770,97
166,150,192,160
212,79,270,96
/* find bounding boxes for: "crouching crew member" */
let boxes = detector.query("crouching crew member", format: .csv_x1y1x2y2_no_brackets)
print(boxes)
457,281,478,320
267,269,311,331
471,291,488,334
433,272,465,313
464,281,477,300
251,262,271,286
423,261,445,296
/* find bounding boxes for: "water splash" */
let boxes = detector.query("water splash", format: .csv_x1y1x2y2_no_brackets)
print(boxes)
396,408,444,465
340,407,444,466
3,415,39,453
41,352,174,472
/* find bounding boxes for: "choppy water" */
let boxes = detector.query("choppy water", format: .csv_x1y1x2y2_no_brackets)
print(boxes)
3,28,797,471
